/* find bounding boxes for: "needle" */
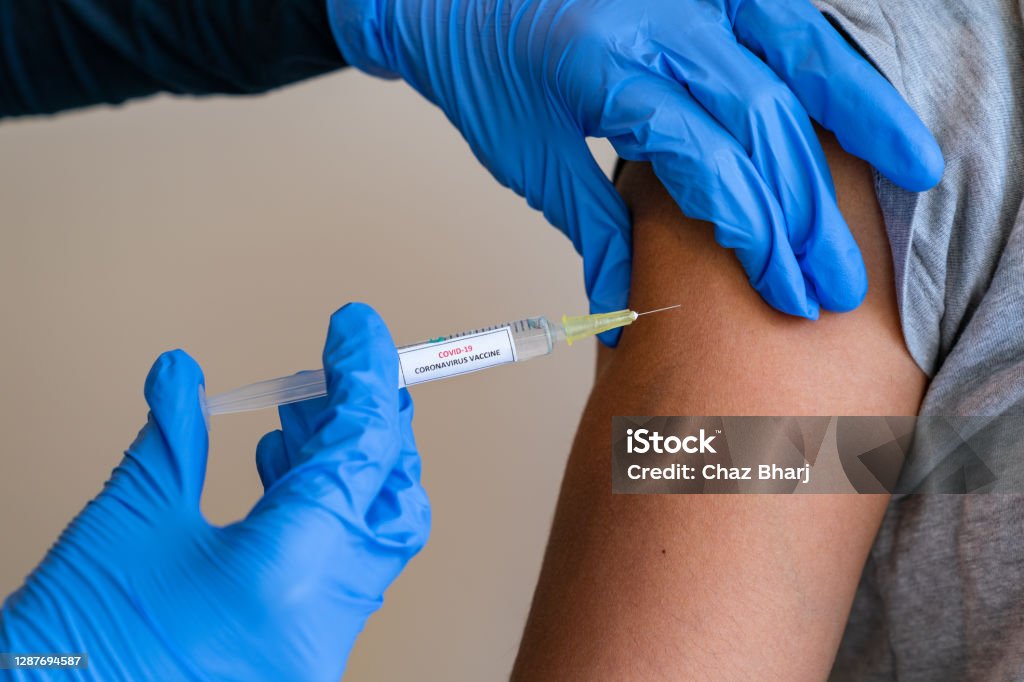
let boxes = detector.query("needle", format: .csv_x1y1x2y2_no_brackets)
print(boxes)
635,304,682,317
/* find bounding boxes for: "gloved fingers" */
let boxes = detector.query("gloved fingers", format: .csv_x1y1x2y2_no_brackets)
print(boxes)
525,136,632,346
364,389,431,551
117,350,209,511
659,39,867,311
255,395,330,491
278,394,330,460
320,388,429,601
733,0,944,191
255,430,289,491
255,303,404,521
600,72,817,318
245,376,421,602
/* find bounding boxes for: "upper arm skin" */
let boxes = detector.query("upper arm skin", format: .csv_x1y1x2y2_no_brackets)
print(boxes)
512,132,928,681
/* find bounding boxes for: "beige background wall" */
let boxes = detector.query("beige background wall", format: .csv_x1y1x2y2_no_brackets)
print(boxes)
0,72,613,678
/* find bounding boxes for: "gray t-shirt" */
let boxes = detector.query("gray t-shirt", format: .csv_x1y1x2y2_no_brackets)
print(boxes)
810,1,1024,678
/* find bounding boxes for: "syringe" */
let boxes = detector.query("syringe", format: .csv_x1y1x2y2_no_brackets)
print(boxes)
204,305,679,416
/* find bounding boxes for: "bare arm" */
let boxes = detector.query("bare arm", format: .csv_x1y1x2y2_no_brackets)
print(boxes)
512,132,927,680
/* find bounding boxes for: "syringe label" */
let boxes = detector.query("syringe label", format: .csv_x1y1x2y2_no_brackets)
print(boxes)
398,327,517,386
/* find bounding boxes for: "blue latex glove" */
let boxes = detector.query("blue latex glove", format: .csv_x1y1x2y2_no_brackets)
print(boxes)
329,0,944,341
0,303,430,681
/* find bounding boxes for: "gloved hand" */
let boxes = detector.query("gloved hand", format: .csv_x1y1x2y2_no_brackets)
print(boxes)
329,0,944,341
0,303,430,681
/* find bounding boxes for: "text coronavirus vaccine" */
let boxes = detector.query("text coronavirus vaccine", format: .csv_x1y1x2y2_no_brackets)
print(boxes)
398,327,518,386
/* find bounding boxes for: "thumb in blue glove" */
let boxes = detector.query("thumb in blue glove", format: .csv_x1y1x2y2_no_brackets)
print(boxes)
330,0,944,342
0,303,429,681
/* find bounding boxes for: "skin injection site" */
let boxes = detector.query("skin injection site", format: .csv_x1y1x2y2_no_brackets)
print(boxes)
1,0,1022,680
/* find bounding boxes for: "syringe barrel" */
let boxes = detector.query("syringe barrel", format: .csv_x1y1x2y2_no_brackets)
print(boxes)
504,316,557,361
395,316,555,388
205,316,558,415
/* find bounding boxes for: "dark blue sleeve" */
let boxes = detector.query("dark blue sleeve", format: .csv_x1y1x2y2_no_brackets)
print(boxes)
0,0,346,118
